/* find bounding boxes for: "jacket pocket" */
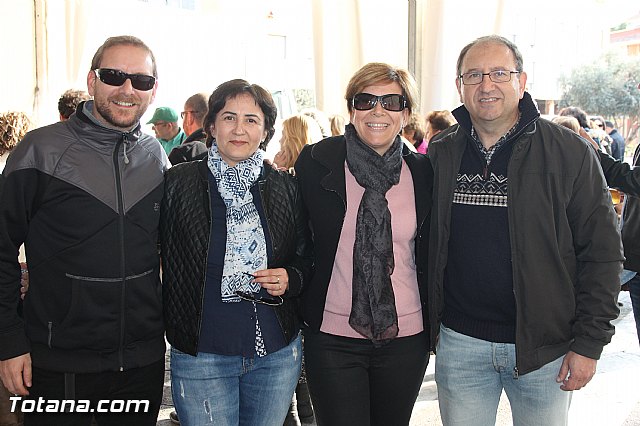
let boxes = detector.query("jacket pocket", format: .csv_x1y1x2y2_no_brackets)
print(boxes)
123,269,163,344
51,274,125,351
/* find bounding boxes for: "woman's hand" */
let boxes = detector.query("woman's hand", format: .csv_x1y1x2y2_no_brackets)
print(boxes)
252,268,288,296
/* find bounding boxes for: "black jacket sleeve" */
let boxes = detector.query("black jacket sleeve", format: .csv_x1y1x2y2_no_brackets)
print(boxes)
598,150,640,196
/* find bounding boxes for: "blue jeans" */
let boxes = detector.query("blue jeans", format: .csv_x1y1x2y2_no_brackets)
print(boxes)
435,325,571,426
170,334,301,426
625,274,640,345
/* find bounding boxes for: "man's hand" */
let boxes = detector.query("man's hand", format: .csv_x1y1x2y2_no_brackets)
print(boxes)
0,354,32,395
556,351,597,391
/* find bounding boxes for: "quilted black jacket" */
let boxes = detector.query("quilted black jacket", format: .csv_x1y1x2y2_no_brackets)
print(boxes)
160,159,313,355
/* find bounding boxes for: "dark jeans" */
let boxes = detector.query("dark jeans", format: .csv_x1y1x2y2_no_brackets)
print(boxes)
627,274,640,346
23,359,164,426
303,329,429,426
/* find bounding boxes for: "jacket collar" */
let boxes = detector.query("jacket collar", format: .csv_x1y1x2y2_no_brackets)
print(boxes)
74,100,143,143
309,135,430,228
452,91,540,146
402,148,431,229
310,135,348,202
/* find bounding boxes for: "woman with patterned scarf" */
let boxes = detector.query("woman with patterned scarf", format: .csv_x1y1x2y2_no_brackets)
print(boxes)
160,79,313,425
294,63,434,426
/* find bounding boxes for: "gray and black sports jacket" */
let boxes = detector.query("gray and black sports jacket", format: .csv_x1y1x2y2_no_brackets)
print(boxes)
0,102,170,373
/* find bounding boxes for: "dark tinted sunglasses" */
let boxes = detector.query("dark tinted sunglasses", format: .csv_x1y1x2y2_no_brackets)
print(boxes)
94,68,156,91
235,290,283,306
352,93,407,112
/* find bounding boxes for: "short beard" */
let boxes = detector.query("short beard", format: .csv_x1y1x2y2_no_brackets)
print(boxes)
94,98,146,130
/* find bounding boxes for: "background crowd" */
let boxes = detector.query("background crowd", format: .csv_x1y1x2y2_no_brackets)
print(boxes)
0,31,638,426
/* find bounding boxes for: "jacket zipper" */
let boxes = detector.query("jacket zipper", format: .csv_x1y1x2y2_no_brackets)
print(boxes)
196,176,212,347
114,134,127,371
256,180,277,263
256,178,287,337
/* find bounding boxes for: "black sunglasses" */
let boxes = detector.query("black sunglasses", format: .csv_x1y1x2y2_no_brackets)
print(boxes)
352,93,407,112
235,290,283,306
93,68,156,91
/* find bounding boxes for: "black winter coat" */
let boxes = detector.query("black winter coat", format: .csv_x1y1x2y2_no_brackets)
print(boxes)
295,136,433,346
160,160,313,355
598,146,640,272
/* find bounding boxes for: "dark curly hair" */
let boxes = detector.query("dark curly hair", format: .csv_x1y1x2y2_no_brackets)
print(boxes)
58,89,91,120
1,111,32,156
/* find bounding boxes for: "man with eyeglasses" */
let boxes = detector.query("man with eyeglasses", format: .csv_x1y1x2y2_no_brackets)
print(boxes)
427,35,622,425
168,92,209,165
147,106,187,156
0,35,169,425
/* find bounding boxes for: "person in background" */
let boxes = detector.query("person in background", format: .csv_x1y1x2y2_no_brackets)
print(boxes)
424,110,456,152
161,79,313,426
301,107,331,140
57,89,92,121
182,92,208,143
551,115,581,133
0,112,31,172
590,116,613,156
605,120,625,162
402,112,427,154
558,107,612,155
168,93,209,165
0,35,169,426
272,113,321,426
587,132,640,347
147,106,187,155
428,34,622,426
0,111,31,426
295,62,433,426
329,114,346,136
274,114,318,172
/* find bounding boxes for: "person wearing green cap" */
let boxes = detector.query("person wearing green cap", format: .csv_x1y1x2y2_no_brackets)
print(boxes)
147,106,187,155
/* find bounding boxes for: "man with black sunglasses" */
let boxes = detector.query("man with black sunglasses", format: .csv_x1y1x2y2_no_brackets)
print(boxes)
428,35,622,425
0,35,169,425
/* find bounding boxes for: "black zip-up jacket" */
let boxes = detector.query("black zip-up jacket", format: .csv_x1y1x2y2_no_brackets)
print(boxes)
161,160,313,355
597,145,640,272
428,93,622,375
294,136,433,345
0,102,169,373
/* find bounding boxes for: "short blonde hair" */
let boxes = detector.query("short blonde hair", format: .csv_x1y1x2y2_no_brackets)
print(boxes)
0,111,32,156
552,116,580,134
344,63,419,115
329,114,346,136
278,114,317,169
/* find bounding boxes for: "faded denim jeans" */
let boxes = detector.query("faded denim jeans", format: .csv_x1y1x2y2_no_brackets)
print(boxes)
435,325,571,426
170,334,301,426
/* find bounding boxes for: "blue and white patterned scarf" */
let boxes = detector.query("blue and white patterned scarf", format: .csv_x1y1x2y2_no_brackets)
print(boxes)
207,143,267,303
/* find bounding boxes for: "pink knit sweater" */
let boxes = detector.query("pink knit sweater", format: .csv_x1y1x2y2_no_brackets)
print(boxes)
320,161,423,338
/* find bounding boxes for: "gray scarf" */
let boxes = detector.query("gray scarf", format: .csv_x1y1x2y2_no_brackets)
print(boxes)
344,124,403,346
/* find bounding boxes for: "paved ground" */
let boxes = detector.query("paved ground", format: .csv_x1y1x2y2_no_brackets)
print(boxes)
157,291,640,425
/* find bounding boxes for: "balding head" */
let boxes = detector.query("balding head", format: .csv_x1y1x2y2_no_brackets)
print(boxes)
183,93,208,136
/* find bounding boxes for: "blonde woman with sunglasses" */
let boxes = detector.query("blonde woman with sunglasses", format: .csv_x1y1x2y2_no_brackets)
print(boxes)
294,63,433,426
